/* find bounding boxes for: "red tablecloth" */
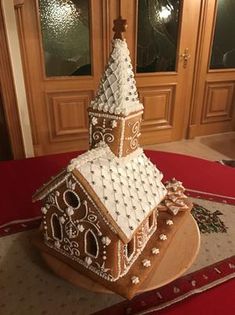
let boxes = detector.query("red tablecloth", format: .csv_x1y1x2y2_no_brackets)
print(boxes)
1,150,235,227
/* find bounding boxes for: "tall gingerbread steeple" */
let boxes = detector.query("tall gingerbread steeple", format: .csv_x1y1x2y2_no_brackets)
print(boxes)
88,17,143,157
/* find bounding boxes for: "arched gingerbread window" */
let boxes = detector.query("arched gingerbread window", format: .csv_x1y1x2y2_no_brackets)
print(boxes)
51,214,62,241
85,230,99,258
148,212,155,230
126,237,135,260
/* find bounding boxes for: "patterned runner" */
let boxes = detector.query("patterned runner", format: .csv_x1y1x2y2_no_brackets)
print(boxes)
1,198,234,315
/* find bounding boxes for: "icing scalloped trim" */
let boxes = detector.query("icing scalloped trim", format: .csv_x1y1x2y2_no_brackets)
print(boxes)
67,142,144,172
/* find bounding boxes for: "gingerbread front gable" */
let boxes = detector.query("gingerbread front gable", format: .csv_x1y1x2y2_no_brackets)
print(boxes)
34,143,167,243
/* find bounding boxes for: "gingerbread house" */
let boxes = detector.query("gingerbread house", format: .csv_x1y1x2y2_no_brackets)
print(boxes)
33,18,191,299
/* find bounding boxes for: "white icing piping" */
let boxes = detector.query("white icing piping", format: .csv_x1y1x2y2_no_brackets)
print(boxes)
45,222,157,283
90,39,144,116
88,110,143,121
67,142,143,172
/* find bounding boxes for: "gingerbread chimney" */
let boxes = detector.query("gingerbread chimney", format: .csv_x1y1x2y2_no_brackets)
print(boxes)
88,17,143,157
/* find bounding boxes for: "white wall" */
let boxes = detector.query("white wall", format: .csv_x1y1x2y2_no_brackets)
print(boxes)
2,0,34,157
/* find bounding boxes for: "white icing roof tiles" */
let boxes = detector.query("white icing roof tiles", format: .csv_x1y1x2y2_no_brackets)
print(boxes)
90,39,143,116
68,144,167,241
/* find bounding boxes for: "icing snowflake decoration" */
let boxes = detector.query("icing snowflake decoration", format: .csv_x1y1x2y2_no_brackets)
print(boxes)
102,236,111,246
91,117,98,125
111,120,117,128
159,234,167,241
41,207,47,214
85,256,92,266
131,276,140,284
142,259,151,267
152,248,160,255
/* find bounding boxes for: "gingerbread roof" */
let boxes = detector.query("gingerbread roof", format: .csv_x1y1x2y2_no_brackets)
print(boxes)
67,143,166,241
89,39,143,116
33,143,167,242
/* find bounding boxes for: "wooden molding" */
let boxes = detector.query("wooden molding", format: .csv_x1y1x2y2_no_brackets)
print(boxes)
0,1,25,159
46,90,93,142
14,0,39,145
13,0,24,8
139,85,175,132
202,82,234,124
188,0,208,128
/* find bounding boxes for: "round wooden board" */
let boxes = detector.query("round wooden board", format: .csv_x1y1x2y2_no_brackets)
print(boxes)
41,214,200,295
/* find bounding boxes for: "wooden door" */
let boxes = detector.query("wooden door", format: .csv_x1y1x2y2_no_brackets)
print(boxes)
189,0,235,138
122,0,202,145
15,0,203,156
14,0,108,156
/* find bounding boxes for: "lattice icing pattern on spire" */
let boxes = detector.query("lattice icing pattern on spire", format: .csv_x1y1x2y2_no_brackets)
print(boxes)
90,39,143,116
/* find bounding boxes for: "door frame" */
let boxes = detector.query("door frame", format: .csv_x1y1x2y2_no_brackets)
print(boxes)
0,0,25,159
188,0,235,138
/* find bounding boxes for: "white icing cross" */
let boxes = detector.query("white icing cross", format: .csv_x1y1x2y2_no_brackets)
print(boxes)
159,234,167,241
152,248,160,255
101,236,111,246
131,276,140,284
41,207,47,214
142,259,151,267
85,256,92,266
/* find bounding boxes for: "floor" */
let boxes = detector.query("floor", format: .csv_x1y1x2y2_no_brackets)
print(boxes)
144,132,235,161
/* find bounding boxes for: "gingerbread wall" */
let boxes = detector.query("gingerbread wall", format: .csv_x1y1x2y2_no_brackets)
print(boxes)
41,174,122,280
88,109,143,157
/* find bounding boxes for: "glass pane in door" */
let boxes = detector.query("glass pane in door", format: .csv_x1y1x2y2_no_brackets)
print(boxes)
137,0,181,73
39,0,91,77
210,0,235,69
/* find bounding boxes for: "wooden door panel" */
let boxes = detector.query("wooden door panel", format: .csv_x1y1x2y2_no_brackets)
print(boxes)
125,0,202,145
202,82,234,123
15,0,206,155
138,85,176,145
139,85,175,129
46,90,93,140
189,0,235,138
15,0,105,155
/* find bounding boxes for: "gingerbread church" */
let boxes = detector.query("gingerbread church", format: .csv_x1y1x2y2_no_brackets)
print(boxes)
33,18,192,299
